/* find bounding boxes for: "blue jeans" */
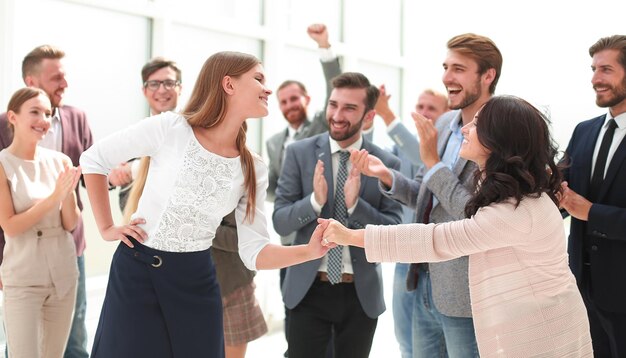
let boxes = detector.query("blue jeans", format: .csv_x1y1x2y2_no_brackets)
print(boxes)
64,255,89,358
392,263,414,358
412,265,478,358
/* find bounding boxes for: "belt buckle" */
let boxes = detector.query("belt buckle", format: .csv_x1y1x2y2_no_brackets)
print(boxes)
152,255,163,268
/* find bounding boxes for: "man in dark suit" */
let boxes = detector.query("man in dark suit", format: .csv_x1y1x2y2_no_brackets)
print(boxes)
0,45,93,358
560,34,626,358
273,71,402,358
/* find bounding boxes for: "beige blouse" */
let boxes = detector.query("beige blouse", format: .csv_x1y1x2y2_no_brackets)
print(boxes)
0,148,78,298
365,193,593,357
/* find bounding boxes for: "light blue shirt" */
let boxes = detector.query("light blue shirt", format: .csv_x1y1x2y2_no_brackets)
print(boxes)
423,117,463,209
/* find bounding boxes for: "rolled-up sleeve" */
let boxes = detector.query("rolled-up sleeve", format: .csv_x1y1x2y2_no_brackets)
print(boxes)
235,158,271,270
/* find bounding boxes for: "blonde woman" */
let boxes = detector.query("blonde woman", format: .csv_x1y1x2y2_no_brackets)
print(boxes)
0,87,81,357
80,51,329,357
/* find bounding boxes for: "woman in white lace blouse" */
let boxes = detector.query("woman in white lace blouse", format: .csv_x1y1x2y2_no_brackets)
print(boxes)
80,52,330,358
321,96,593,357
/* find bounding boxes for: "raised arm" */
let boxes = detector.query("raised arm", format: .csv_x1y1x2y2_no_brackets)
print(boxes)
305,23,342,137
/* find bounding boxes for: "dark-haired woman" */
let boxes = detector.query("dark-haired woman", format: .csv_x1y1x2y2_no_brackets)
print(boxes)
321,96,593,357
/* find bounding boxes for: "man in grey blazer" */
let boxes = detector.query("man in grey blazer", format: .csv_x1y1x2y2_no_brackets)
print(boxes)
273,72,402,358
0,45,92,358
354,33,503,358
267,23,341,202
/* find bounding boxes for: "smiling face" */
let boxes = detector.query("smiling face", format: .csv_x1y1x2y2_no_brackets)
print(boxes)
277,83,310,128
326,87,373,147
592,49,626,115
26,58,67,108
442,50,486,111
459,109,491,168
231,63,272,118
415,92,448,121
8,94,52,142
142,66,181,114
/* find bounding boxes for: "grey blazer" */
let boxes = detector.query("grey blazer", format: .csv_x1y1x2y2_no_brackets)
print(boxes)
387,121,423,224
385,110,476,317
273,134,402,318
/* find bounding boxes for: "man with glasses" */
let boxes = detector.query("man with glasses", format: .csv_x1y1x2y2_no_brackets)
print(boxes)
108,57,182,210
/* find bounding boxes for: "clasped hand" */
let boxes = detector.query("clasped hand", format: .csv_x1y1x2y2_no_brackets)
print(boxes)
313,218,364,248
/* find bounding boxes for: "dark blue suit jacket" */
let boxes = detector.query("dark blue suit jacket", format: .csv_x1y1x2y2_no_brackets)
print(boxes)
563,114,626,313
273,133,402,318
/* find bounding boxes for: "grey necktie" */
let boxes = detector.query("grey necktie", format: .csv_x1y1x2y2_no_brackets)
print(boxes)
327,151,350,284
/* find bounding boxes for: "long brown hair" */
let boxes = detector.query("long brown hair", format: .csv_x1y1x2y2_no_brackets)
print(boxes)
465,96,563,217
182,51,260,222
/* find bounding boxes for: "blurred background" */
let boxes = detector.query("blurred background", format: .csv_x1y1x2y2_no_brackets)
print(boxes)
0,0,624,355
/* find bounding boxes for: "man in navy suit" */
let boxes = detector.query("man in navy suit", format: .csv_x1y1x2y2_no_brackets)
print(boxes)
273,72,402,358
561,34,626,358
0,45,93,358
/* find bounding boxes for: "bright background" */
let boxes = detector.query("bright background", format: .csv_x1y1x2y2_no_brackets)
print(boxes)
0,0,623,355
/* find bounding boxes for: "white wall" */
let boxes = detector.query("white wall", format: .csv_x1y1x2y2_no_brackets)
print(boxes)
1,0,625,277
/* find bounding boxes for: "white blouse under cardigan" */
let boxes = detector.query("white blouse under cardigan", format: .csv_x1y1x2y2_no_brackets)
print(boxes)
80,112,269,270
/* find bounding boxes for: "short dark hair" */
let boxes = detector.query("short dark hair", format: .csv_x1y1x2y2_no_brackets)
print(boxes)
277,80,308,96
447,33,503,94
331,72,380,112
141,57,182,83
22,45,65,80
589,35,626,72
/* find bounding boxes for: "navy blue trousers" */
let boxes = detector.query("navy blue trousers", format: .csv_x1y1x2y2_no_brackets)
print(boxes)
91,239,224,357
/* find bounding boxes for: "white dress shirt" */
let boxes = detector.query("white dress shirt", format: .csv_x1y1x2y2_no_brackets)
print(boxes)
38,108,62,152
591,111,626,180
310,136,364,275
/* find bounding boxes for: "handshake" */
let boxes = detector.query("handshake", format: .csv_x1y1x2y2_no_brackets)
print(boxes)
310,218,366,252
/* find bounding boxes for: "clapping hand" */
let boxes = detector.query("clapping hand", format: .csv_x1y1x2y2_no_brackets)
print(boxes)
52,162,82,202
412,112,440,168
349,149,393,187
313,160,328,206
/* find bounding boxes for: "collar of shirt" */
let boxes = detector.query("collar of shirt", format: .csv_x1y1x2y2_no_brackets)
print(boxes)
287,122,304,140
329,135,364,154
449,115,463,135
52,107,61,125
607,110,626,129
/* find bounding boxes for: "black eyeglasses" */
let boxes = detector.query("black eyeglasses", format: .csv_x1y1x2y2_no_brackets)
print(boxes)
143,79,180,91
